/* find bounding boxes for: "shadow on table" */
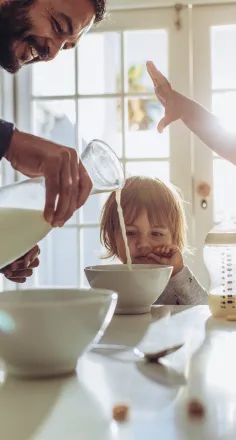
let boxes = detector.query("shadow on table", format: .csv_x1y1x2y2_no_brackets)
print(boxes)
174,315,236,440
0,375,66,440
98,305,187,389
97,305,210,392
100,305,171,347
137,359,186,388
167,305,196,315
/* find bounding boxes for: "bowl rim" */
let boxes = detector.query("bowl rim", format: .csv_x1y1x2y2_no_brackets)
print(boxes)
0,287,117,308
84,264,173,272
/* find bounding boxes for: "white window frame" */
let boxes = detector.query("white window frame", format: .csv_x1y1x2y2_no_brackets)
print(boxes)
192,3,236,286
14,6,193,286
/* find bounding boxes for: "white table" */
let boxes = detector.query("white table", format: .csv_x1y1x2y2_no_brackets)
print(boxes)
1,305,236,440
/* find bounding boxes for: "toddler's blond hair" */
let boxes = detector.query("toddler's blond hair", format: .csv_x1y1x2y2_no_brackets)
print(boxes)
100,176,188,259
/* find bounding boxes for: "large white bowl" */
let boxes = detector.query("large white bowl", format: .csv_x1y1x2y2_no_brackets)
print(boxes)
0,288,117,378
85,264,173,315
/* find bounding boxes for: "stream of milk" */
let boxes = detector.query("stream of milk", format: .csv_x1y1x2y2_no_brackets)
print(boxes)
115,190,132,270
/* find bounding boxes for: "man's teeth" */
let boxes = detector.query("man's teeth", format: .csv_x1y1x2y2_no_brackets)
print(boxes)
30,46,38,59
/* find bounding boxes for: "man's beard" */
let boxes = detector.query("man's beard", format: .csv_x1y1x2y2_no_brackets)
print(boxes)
0,0,36,73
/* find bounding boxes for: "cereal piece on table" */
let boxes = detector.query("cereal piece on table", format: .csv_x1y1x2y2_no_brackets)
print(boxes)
188,399,205,418
113,403,129,422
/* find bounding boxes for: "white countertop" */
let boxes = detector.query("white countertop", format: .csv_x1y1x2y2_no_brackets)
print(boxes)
1,305,236,440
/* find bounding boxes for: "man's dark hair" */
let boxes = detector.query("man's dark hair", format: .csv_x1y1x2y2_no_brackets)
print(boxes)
91,0,107,23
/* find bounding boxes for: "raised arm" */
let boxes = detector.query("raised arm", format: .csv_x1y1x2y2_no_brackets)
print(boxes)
146,61,236,166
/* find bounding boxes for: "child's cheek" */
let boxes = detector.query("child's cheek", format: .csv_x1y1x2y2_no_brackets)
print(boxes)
153,235,172,247
161,237,172,246
127,237,136,258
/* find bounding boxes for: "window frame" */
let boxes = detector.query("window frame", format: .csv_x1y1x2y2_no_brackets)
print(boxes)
14,6,193,287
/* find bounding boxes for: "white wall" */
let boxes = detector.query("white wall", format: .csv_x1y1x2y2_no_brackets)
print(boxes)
108,0,235,10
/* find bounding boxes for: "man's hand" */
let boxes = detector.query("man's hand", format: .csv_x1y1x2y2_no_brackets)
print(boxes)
5,130,92,226
146,61,183,133
1,245,40,284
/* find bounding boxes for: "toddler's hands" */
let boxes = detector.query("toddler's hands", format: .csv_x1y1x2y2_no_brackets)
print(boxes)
1,245,40,283
146,61,182,133
148,245,184,277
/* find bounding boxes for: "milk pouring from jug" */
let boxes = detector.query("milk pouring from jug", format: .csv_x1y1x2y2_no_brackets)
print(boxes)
0,139,125,269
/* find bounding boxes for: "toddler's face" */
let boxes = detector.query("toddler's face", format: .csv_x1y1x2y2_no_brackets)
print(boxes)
115,210,172,264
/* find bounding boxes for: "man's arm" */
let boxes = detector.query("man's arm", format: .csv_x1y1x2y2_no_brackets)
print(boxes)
0,123,92,226
0,119,14,160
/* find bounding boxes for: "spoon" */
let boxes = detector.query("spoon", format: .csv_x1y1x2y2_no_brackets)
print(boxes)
92,343,184,363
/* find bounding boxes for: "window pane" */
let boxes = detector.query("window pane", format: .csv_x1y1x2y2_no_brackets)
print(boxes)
32,99,77,225
126,161,169,181
25,234,52,288
37,228,79,287
32,100,76,148
125,98,169,158
81,227,102,286
213,159,236,223
81,193,109,224
124,30,168,93
32,50,75,97
78,33,121,94
33,235,50,286
211,25,236,90
78,98,122,157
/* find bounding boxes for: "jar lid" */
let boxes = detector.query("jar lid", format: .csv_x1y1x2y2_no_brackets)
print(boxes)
205,231,236,245
205,220,236,245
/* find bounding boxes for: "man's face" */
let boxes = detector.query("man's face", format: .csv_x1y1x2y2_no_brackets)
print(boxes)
0,0,95,73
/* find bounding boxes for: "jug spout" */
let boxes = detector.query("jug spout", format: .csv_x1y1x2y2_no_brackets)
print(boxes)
81,139,125,192
90,188,118,196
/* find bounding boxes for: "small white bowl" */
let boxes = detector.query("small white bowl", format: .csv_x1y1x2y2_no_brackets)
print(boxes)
0,287,117,378
84,264,173,315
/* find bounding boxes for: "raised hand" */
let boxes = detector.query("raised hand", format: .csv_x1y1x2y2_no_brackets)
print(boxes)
146,61,182,133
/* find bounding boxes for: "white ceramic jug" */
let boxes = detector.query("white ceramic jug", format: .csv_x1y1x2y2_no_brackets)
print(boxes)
0,139,125,269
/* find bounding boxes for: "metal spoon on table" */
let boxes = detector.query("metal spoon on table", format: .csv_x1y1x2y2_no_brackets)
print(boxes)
92,343,184,363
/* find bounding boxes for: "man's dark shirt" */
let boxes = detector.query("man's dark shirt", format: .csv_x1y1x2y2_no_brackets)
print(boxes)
0,119,14,160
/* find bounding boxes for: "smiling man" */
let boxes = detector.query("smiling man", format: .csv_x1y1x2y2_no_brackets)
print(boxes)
0,0,106,226
0,0,106,284
0,0,102,73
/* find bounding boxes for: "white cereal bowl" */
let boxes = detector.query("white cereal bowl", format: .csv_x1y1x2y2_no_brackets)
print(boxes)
84,264,173,315
0,288,117,378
